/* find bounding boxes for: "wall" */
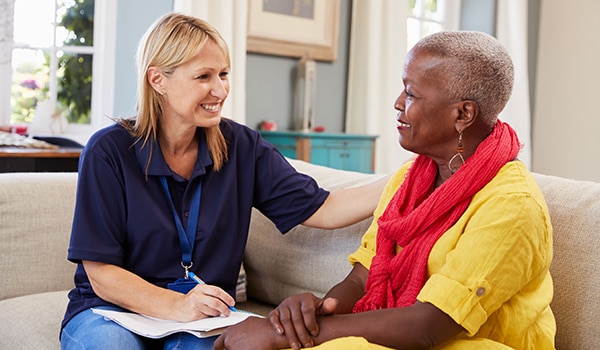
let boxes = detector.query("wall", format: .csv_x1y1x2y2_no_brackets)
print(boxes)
459,0,495,34
245,0,352,132
112,0,173,118
112,1,512,133
111,0,352,133
527,0,540,119
113,2,597,182
533,0,600,182
245,0,498,133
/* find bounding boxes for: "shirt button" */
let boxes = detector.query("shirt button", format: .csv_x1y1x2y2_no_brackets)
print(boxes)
184,211,189,217
476,287,486,297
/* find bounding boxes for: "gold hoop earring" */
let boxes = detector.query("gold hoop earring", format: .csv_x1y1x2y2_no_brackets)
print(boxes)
448,131,464,174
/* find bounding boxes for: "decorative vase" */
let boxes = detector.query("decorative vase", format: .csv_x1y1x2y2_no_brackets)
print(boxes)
293,55,317,132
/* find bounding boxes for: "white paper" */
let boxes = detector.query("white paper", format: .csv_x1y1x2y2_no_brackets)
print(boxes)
92,308,257,339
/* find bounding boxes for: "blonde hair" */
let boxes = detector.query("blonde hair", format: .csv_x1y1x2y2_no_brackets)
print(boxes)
412,31,514,127
124,12,229,171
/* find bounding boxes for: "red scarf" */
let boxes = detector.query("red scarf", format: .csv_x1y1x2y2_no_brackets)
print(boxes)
353,120,521,312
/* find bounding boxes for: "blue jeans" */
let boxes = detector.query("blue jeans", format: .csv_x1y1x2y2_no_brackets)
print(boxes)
61,306,217,350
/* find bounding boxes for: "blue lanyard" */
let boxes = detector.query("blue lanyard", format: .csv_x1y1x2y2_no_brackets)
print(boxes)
159,176,202,270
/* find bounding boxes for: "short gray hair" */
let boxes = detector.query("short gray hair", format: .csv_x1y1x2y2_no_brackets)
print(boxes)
412,31,514,126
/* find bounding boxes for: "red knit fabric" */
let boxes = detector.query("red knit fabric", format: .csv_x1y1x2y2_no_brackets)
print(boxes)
353,120,521,312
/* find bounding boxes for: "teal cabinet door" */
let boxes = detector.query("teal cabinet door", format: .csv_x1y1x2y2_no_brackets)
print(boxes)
310,139,373,173
260,131,377,173
261,134,297,159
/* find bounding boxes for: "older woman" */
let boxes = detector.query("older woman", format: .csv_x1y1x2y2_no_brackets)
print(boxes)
59,13,387,350
215,31,555,349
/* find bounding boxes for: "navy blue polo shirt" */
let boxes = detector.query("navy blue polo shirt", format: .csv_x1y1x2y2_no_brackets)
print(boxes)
62,119,329,329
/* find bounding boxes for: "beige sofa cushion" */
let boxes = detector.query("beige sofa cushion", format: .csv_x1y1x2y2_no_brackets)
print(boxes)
245,159,386,304
245,210,371,304
533,173,600,349
0,173,77,300
0,290,69,347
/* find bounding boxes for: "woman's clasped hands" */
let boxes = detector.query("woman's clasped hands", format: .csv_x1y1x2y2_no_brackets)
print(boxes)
214,292,337,350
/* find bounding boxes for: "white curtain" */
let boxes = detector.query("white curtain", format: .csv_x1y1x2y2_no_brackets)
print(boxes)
0,0,12,65
173,0,247,124
345,0,411,174
495,0,531,169
0,0,14,124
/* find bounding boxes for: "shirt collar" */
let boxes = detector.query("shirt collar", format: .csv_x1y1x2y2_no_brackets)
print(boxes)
134,128,214,179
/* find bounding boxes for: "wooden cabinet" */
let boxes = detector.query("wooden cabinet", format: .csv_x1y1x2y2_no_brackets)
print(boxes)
0,148,81,173
260,131,378,173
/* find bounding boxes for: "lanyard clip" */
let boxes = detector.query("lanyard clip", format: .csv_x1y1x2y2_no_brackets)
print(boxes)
181,261,193,279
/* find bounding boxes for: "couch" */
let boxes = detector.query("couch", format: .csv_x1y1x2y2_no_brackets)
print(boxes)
1,159,599,349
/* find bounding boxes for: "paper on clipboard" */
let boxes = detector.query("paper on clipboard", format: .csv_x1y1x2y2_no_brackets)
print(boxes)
92,308,258,338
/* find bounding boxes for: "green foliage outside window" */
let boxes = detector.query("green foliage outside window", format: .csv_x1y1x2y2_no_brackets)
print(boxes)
57,0,94,124
10,61,50,124
409,0,438,17
10,0,94,125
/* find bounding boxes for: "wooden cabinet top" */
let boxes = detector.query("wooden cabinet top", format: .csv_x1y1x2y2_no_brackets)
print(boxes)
260,131,378,140
0,147,82,158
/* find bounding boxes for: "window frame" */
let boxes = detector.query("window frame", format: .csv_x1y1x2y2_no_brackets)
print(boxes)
408,0,462,48
1,0,116,145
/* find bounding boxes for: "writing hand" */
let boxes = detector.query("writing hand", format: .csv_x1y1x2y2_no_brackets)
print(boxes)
174,283,236,321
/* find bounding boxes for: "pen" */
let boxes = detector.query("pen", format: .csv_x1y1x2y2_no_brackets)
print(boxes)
188,271,237,312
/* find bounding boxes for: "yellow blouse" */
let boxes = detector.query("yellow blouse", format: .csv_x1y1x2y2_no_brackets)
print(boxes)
346,160,556,349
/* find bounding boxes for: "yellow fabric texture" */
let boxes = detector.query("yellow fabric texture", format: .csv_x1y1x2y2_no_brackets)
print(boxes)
346,160,556,349
286,336,392,350
303,337,515,350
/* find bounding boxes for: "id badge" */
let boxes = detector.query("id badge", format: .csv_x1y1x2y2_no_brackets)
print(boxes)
167,278,197,294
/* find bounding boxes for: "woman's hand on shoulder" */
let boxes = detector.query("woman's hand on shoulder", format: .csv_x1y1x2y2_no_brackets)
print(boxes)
268,292,338,349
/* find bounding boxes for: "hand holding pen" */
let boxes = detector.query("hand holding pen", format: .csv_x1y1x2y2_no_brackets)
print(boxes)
188,271,237,312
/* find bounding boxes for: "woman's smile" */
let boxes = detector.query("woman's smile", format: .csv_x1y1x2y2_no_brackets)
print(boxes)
201,102,221,112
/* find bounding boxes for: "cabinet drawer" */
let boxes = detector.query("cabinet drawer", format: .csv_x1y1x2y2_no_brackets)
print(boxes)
311,146,373,173
260,131,377,173
309,138,373,150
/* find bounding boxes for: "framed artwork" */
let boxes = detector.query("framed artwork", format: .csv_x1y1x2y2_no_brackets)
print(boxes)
247,0,340,61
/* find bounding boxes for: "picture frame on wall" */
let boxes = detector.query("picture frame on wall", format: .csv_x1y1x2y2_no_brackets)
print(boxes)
247,0,340,61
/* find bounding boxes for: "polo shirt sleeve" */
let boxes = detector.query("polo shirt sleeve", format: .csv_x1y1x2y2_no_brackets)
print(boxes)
348,163,412,269
68,134,129,266
417,190,552,335
251,137,330,234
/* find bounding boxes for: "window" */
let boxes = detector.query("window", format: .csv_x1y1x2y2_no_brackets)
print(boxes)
1,0,115,143
408,0,461,49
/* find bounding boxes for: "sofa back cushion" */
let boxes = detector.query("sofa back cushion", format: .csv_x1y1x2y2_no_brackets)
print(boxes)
0,172,78,300
245,159,385,303
533,173,600,349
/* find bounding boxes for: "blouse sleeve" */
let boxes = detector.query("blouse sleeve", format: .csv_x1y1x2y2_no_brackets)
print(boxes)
417,185,553,335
